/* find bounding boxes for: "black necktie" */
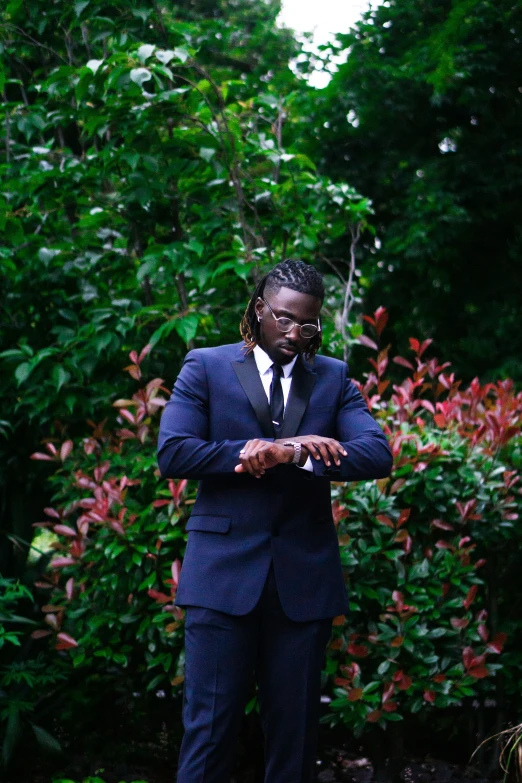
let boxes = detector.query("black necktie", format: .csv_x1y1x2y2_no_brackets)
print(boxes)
270,363,285,435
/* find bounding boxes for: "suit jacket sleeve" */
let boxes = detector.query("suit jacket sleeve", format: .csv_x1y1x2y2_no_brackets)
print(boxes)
157,349,270,480
311,363,393,481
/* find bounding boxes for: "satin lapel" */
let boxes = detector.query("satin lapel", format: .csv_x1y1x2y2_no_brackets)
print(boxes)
232,351,274,438
280,357,316,439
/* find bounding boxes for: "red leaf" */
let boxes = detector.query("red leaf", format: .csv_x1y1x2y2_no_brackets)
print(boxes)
148,589,172,604
394,529,409,543
347,688,364,702
487,632,507,654
397,509,411,527
30,452,55,461
44,507,61,519
152,499,170,508
358,335,379,351
374,307,389,337
390,635,404,648
393,356,415,370
390,479,405,494
478,624,489,642
409,338,420,354
65,578,74,601
129,350,139,365
50,557,76,568
393,671,412,691
468,666,489,679
171,559,181,588
418,339,433,357
382,681,395,704
346,643,369,658
366,710,382,723
462,647,475,669
31,629,52,639
431,519,454,531
56,632,78,650
382,701,398,713
60,440,73,461
138,343,153,363
450,617,469,629
53,524,76,538
463,585,478,610
432,674,446,683
376,514,394,529
44,613,59,630
423,690,436,703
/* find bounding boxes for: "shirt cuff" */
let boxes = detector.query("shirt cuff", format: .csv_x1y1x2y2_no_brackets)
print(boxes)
297,456,313,472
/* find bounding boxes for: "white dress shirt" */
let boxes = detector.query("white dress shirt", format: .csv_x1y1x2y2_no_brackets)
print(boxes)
253,345,313,471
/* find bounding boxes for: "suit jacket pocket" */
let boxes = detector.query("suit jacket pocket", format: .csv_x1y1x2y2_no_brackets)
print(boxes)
186,515,231,533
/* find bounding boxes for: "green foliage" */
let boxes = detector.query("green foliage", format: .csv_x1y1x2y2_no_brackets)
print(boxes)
299,0,522,382
0,577,65,766
0,0,370,574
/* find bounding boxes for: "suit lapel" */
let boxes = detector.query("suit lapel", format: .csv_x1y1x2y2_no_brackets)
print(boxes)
280,356,316,439
232,350,275,438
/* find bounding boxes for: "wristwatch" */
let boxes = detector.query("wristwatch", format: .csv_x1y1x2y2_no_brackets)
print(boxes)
283,440,302,465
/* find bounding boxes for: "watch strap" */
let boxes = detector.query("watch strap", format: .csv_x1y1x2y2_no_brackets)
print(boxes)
283,440,302,465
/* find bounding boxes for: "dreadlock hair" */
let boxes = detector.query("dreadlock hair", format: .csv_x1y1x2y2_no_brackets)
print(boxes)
240,259,324,361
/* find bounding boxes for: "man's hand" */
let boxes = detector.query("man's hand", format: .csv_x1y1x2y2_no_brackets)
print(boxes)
275,435,347,467
234,440,294,478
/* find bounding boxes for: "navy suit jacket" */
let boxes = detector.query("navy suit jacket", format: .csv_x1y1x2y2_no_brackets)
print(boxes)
157,342,392,622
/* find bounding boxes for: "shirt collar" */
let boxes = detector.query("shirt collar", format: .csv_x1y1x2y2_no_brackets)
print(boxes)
253,344,297,378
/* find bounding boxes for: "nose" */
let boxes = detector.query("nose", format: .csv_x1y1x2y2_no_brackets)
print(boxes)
286,323,302,342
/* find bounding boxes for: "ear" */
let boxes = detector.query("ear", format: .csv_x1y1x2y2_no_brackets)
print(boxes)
254,297,264,320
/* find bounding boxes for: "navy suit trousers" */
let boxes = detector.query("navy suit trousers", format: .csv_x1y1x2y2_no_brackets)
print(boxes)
177,566,332,783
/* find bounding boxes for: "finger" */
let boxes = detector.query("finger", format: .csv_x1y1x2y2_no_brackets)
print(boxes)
305,441,322,460
316,441,331,466
242,441,265,477
325,439,344,466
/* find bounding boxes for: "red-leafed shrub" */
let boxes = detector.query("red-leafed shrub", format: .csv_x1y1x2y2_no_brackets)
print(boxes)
28,313,522,741
30,346,191,695
325,308,522,735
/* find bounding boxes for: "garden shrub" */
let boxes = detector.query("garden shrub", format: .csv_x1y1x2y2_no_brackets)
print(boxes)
27,310,522,741
0,576,65,765
29,346,189,697
325,309,521,734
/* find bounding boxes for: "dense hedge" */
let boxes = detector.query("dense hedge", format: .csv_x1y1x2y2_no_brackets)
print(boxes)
3,308,520,766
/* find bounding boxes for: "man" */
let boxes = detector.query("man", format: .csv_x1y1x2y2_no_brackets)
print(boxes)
158,260,392,783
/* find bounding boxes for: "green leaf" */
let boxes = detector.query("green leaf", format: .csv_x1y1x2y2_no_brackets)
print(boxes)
137,44,155,63
174,314,199,345
31,723,62,754
14,362,33,386
130,68,152,86
2,706,21,765
200,147,216,162
52,365,70,392
5,218,23,245
173,46,190,63
74,0,90,16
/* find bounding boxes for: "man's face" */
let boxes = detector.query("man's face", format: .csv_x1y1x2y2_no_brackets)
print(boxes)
254,285,322,365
